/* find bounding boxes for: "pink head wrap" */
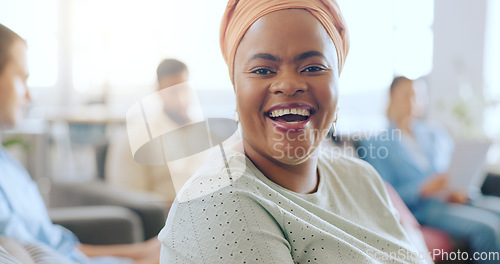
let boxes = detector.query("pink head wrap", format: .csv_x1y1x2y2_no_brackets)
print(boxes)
220,0,350,80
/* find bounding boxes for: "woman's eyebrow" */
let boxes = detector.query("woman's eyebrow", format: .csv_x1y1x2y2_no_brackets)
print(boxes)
294,51,325,62
246,51,325,64
247,53,281,64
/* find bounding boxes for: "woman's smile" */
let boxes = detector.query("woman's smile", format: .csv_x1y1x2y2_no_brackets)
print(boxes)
265,102,315,133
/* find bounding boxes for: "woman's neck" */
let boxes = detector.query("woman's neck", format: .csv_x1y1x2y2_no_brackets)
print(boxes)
242,142,319,194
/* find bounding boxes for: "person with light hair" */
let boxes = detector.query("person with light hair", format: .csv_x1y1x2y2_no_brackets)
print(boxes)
0,23,160,264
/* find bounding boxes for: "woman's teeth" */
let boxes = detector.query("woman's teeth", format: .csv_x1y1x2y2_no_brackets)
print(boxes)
269,108,311,118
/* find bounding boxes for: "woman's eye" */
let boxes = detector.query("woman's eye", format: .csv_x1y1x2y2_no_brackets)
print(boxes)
302,66,325,73
251,68,275,75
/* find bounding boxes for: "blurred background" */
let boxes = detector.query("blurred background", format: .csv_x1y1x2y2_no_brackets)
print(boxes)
1,0,499,186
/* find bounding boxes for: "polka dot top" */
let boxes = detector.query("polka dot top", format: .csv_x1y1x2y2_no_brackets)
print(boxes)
159,147,423,263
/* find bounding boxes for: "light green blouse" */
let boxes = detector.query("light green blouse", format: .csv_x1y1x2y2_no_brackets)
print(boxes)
159,147,423,263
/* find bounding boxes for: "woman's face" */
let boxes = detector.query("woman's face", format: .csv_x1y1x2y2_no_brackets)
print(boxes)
390,79,416,121
233,9,339,166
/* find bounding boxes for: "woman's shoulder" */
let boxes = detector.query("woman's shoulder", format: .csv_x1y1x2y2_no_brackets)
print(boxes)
317,149,399,230
172,146,276,210
318,149,387,194
319,149,380,178
159,149,291,263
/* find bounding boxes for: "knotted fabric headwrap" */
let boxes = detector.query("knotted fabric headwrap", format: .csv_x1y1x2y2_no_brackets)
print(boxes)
220,0,350,81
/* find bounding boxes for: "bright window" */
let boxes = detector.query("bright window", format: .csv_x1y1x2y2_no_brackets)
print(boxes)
337,0,434,94
0,0,58,88
70,0,231,98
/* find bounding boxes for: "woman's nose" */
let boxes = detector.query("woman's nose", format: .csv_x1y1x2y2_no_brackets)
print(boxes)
269,71,307,96
15,80,31,102
23,83,31,102
25,88,31,101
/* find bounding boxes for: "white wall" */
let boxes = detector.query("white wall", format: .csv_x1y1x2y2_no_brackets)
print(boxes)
428,0,488,137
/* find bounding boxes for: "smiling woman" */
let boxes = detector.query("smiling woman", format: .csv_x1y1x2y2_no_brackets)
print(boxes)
158,1,425,263
233,9,340,193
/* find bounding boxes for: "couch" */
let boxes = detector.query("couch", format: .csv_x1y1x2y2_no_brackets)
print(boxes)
48,180,168,245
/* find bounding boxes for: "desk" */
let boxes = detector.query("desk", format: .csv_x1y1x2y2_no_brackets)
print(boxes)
45,104,125,181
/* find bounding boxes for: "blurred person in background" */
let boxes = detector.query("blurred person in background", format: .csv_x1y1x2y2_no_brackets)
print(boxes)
0,23,160,264
360,76,500,262
106,58,209,204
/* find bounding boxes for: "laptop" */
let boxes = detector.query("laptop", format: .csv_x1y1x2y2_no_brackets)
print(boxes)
444,140,500,212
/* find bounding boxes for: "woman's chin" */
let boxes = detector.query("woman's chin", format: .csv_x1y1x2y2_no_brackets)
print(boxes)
277,155,312,166
267,142,318,165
